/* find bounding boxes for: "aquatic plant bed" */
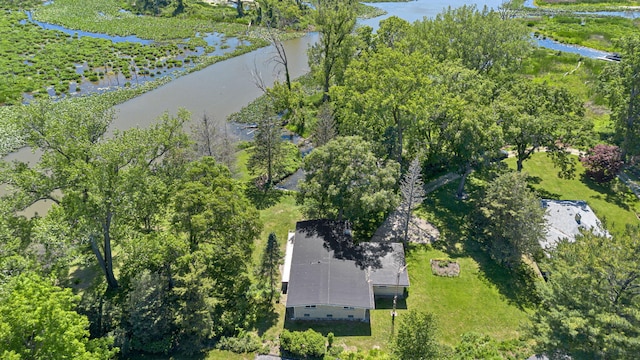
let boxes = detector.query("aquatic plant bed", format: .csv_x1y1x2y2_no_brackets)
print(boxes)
430,259,460,277
527,14,640,53
0,0,275,104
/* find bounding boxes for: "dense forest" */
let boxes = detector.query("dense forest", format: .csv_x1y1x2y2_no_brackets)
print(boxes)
2,0,640,359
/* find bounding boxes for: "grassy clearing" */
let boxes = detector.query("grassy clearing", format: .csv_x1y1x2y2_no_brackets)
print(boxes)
521,49,605,103
507,152,640,234
520,49,611,145
404,245,530,345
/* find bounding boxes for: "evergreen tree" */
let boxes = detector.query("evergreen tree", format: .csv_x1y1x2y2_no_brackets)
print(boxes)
478,171,546,268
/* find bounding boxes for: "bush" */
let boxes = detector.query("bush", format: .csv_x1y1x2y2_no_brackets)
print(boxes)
580,144,624,183
280,329,326,359
216,331,262,354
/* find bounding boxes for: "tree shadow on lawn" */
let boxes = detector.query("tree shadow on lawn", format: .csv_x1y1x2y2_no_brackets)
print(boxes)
254,305,282,337
284,318,372,337
375,297,408,310
420,173,539,310
581,174,632,211
245,184,286,210
420,185,475,258
463,241,540,310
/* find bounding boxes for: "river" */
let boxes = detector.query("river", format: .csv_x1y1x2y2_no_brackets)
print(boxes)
110,0,516,129
2,0,636,211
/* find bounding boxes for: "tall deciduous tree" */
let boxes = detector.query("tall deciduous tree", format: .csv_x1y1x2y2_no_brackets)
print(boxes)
0,273,117,359
494,79,584,174
529,228,640,359
171,157,262,344
412,5,531,74
4,100,190,290
398,157,426,245
478,171,546,268
392,310,441,360
332,47,433,162
423,64,501,198
297,136,399,237
248,112,285,189
308,0,356,101
600,35,640,159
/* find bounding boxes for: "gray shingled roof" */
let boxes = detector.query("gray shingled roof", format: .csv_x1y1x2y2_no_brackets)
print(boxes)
363,242,410,286
286,220,408,309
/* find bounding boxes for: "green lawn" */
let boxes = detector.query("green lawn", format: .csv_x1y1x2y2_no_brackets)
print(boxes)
404,246,530,345
509,152,640,235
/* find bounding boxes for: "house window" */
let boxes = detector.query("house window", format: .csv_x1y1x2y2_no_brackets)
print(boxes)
305,305,316,308
348,315,354,319
343,306,354,310
304,314,310,317
326,314,333,318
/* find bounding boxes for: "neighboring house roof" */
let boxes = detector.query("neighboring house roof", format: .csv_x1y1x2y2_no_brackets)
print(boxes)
286,220,408,309
541,199,608,250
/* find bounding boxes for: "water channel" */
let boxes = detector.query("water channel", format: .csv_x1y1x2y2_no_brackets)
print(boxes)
5,0,640,209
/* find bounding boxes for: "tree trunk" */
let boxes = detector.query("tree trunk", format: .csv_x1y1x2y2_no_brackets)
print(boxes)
395,109,403,164
457,164,472,199
402,204,412,246
90,233,118,290
102,212,119,290
235,0,244,18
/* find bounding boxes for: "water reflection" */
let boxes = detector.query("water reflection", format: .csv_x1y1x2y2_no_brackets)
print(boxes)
22,11,153,44
534,36,611,59
360,0,506,29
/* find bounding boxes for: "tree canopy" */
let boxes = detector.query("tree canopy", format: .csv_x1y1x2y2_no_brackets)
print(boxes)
297,136,399,237
529,227,640,359
478,171,546,268
392,310,441,360
600,35,640,159
0,273,116,359
412,5,531,75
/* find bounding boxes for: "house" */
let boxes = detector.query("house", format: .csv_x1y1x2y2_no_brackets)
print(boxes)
540,199,608,251
282,220,409,321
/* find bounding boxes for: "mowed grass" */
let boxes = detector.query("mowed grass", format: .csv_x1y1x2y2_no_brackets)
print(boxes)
404,246,530,345
509,152,640,234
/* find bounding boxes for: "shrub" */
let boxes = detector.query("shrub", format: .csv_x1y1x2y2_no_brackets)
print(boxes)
216,331,262,354
580,144,624,183
280,329,326,358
